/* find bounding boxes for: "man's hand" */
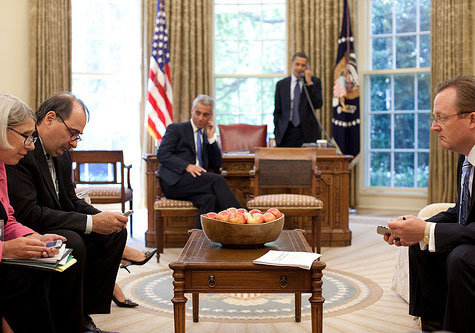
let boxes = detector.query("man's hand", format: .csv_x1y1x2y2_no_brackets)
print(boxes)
92,211,128,234
186,164,206,178
304,68,312,84
2,237,53,259
386,215,426,246
206,120,216,138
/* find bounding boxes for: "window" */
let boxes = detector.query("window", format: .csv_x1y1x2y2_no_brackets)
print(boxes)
71,0,141,196
365,0,430,188
214,0,286,138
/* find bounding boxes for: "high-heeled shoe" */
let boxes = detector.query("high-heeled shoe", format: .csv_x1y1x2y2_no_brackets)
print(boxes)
112,295,139,308
122,249,157,266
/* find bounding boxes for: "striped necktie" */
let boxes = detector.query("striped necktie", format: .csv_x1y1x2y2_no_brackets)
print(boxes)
459,158,472,225
196,129,203,167
292,80,301,127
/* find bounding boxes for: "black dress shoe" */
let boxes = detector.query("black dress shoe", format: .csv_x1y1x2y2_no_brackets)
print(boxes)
83,315,103,332
421,317,443,332
112,295,139,308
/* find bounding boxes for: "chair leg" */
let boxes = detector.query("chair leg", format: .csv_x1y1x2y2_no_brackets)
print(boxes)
129,199,133,237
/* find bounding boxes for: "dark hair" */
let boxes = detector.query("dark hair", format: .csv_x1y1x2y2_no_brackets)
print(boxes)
291,52,309,62
36,92,90,124
435,76,475,114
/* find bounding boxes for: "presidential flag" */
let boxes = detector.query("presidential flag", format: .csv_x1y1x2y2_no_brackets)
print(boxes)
146,0,173,140
332,0,360,158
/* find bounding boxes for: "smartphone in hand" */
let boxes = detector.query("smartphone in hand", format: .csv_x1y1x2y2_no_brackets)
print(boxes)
376,225,400,241
123,210,133,217
46,240,63,249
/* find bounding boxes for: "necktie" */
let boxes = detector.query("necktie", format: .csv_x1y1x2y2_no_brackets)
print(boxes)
459,158,472,225
292,80,301,127
196,129,203,167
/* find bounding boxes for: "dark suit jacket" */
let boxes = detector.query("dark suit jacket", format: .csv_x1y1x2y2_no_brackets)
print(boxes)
5,140,100,233
273,75,323,146
427,154,475,251
157,121,222,187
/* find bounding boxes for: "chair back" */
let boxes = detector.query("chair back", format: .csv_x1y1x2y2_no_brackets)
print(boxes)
70,150,127,197
219,124,267,153
253,147,318,195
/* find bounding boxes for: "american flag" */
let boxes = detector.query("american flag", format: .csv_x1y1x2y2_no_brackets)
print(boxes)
146,0,173,140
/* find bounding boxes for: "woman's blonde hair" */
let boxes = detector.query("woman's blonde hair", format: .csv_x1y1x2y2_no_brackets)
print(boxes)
0,93,36,148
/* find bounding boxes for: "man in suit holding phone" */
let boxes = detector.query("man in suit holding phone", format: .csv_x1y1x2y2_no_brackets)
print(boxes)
274,52,323,147
383,76,475,332
157,94,240,228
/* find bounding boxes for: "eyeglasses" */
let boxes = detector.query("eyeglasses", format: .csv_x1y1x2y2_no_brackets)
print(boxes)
431,111,473,125
8,127,37,146
56,114,82,141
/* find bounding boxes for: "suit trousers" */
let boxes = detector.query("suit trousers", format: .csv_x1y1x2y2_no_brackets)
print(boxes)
50,228,127,314
409,243,475,333
0,262,83,332
161,172,241,228
278,123,304,147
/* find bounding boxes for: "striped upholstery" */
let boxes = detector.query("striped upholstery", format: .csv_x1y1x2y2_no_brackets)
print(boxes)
247,194,323,209
154,197,197,210
77,185,132,200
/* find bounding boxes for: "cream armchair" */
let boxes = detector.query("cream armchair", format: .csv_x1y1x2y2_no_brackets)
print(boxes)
391,203,455,302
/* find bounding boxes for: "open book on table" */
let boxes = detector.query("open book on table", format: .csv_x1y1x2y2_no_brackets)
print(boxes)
253,250,322,270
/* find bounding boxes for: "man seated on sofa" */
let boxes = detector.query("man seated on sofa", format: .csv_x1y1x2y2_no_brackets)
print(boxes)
156,94,241,228
382,76,475,333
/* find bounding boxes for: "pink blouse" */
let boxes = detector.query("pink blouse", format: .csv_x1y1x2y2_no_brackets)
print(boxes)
0,162,34,260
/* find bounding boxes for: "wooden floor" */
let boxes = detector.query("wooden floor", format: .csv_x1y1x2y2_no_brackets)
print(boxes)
92,208,421,333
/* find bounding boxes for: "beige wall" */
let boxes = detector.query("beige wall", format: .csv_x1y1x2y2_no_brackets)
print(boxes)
0,0,30,104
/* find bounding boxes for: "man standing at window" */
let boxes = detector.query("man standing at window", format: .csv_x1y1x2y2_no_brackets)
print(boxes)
274,52,323,147
383,76,475,332
6,92,128,332
157,94,240,228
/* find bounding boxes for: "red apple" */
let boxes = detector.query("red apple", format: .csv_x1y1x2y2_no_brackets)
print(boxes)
228,212,246,224
227,207,237,213
237,208,248,214
266,208,282,219
263,212,276,222
249,209,262,215
247,213,264,224
205,212,217,219
243,212,252,223
216,210,230,222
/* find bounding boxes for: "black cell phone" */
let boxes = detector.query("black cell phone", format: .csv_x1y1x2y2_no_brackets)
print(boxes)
123,210,133,217
46,240,62,248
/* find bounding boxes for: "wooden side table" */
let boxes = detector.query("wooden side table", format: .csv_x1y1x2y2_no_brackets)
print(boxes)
169,230,326,333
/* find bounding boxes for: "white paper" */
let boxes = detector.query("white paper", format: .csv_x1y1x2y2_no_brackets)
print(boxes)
253,250,322,270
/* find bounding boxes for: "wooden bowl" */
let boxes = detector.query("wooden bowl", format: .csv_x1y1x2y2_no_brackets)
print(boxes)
201,214,285,248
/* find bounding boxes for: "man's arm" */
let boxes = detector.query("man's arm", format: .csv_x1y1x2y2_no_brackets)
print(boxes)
274,81,283,141
156,123,190,174
305,76,323,111
6,160,92,233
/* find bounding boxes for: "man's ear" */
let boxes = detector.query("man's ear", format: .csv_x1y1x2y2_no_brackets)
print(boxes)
44,111,57,126
469,112,475,128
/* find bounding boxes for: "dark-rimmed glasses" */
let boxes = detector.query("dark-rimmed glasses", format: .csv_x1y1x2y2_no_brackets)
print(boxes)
431,111,473,125
8,127,37,146
56,114,82,141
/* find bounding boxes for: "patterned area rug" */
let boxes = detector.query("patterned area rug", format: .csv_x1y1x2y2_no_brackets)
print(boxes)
120,268,383,322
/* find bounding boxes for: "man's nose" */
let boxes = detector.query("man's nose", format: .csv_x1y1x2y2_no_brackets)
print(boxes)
70,140,79,148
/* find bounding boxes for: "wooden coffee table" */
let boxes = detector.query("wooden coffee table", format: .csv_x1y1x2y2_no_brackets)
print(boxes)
169,229,326,333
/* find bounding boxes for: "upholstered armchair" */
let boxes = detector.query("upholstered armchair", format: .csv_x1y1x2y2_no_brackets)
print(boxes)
219,124,267,153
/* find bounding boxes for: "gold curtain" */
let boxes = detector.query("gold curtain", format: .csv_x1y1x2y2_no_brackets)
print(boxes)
29,0,71,109
428,0,474,203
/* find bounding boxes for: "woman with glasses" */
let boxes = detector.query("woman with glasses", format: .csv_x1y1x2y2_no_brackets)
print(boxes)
0,93,83,332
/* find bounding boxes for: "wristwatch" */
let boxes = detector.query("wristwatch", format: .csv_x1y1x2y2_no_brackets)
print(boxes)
423,222,432,244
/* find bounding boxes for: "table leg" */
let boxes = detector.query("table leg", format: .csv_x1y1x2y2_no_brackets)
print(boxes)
192,293,199,322
309,267,325,333
170,264,187,333
295,293,301,322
